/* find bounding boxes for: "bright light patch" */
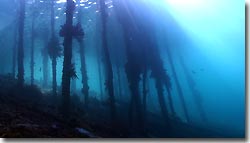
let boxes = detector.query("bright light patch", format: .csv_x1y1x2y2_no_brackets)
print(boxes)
162,0,244,80
163,0,243,52
80,0,88,2
164,0,209,14
108,5,113,9
163,0,243,42
56,0,66,4
56,0,76,4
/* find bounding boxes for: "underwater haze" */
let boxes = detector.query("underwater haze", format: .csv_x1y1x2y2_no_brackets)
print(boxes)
0,0,245,138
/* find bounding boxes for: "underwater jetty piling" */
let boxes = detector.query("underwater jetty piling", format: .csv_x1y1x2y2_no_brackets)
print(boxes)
166,46,190,122
143,28,172,128
119,17,144,130
142,70,148,122
17,0,25,87
141,29,149,124
71,55,77,92
142,41,149,125
60,0,76,115
12,22,18,78
30,3,36,86
42,34,49,88
51,0,57,97
150,57,171,127
76,0,89,109
48,0,60,96
178,54,207,122
116,64,122,99
51,0,55,36
165,86,176,117
12,5,19,79
114,0,172,130
30,16,35,85
79,37,89,108
94,6,104,101
60,0,84,115
99,0,117,123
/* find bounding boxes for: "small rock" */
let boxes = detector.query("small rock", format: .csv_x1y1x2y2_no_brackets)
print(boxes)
52,123,58,129
75,127,97,137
